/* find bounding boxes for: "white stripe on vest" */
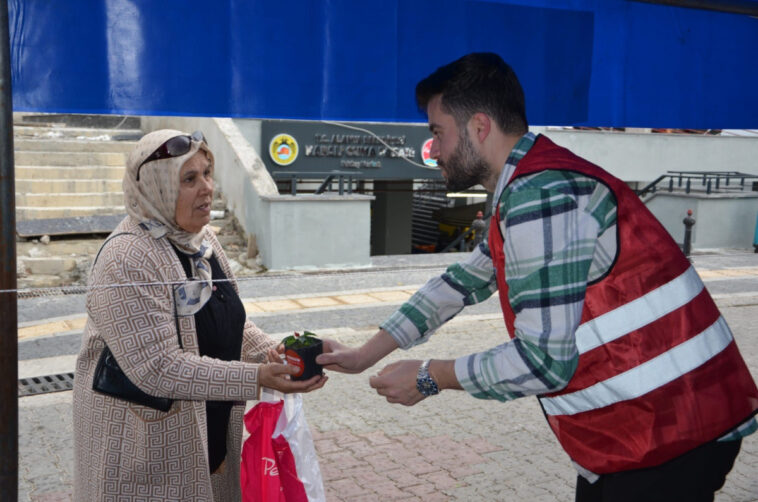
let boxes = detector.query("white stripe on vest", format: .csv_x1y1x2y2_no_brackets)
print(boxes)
575,266,704,355
541,316,733,416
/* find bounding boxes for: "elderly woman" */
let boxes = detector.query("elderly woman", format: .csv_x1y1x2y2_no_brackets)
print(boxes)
73,129,325,501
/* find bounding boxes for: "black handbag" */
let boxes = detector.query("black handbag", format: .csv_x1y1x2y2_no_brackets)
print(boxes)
91,232,183,412
92,344,174,412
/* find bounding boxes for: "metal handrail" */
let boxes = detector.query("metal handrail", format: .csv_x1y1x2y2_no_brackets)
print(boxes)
271,170,357,195
637,171,758,197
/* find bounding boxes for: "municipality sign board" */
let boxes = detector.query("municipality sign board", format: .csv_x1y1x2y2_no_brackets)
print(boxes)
261,120,442,180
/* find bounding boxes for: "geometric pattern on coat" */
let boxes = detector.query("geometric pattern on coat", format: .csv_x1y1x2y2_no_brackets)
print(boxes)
74,216,277,501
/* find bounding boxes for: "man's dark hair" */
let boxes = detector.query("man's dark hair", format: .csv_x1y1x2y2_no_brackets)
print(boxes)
416,52,528,135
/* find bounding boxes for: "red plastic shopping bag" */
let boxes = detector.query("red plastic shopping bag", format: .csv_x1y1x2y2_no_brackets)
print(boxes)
241,400,287,502
241,391,325,502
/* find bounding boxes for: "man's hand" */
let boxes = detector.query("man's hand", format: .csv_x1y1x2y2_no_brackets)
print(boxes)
316,339,372,374
369,360,426,406
316,329,400,374
370,358,462,405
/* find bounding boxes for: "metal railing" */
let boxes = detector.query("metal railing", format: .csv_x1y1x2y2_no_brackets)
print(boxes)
272,171,360,195
637,171,758,197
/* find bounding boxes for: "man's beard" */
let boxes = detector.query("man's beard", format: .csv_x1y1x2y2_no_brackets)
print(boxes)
438,129,490,192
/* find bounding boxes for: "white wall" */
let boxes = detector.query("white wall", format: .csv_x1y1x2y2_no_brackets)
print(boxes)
646,193,758,249
534,128,758,183
141,116,373,269
259,195,372,270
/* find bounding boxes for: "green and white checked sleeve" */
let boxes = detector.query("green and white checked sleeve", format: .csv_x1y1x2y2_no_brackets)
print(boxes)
382,166,617,402
380,243,498,348
454,170,617,401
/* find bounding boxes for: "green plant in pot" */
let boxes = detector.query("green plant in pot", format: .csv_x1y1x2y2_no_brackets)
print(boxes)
281,331,323,381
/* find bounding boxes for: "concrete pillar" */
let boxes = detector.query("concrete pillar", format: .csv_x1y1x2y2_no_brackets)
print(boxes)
371,180,413,255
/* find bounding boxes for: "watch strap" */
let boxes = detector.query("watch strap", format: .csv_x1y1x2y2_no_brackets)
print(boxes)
416,359,440,397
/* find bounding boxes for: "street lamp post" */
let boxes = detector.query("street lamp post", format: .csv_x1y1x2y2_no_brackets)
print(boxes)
0,0,17,499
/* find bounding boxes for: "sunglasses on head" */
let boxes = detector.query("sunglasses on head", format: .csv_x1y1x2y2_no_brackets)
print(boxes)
136,130,206,181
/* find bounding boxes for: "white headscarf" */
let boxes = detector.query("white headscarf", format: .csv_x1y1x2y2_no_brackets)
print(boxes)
123,129,216,315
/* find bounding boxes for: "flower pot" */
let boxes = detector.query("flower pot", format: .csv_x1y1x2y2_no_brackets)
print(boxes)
282,333,323,381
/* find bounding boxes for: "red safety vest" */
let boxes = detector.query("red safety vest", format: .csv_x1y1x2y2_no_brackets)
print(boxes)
488,135,758,474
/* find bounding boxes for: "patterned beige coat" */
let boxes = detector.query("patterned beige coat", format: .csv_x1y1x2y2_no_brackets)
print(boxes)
73,217,277,501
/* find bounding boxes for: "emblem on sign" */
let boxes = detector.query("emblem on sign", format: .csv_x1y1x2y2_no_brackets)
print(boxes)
269,133,299,166
421,138,437,167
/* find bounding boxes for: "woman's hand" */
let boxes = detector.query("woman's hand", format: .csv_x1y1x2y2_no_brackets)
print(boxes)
267,344,284,363
258,361,328,394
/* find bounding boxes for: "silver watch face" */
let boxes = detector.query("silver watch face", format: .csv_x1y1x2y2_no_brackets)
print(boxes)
416,363,439,396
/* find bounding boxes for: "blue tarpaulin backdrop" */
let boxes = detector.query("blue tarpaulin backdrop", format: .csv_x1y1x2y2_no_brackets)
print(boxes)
7,0,758,128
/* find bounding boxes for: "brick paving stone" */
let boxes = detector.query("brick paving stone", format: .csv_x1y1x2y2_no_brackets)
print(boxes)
406,483,438,497
465,437,503,454
385,467,425,488
350,493,385,502
363,481,416,499
321,450,368,470
443,448,485,465
332,430,362,446
311,429,345,440
27,476,71,498
442,463,481,478
323,486,346,502
422,471,460,490
30,492,73,502
317,462,345,481
338,466,385,487
375,441,423,461
425,493,452,502
328,478,372,498
403,459,439,476
360,430,394,445
344,439,379,459
314,438,341,454
362,453,403,473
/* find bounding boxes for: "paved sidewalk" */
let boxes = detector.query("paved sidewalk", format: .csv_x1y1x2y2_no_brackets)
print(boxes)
15,249,758,501
18,308,758,501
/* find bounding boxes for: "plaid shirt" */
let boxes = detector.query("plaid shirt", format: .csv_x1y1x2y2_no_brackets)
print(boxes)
382,132,756,460
382,132,618,400
382,132,757,444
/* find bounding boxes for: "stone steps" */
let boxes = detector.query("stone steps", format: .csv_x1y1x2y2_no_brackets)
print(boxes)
16,206,127,220
16,191,125,207
12,115,256,289
15,165,125,180
15,138,138,153
16,179,123,193
13,116,137,288
16,236,105,290
15,150,127,166
14,122,131,222
17,237,104,257
13,123,142,140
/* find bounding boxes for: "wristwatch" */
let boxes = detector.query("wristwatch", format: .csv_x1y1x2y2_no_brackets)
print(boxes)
416,359,440,397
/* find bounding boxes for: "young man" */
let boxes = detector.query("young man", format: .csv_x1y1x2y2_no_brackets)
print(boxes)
316,53,758,501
